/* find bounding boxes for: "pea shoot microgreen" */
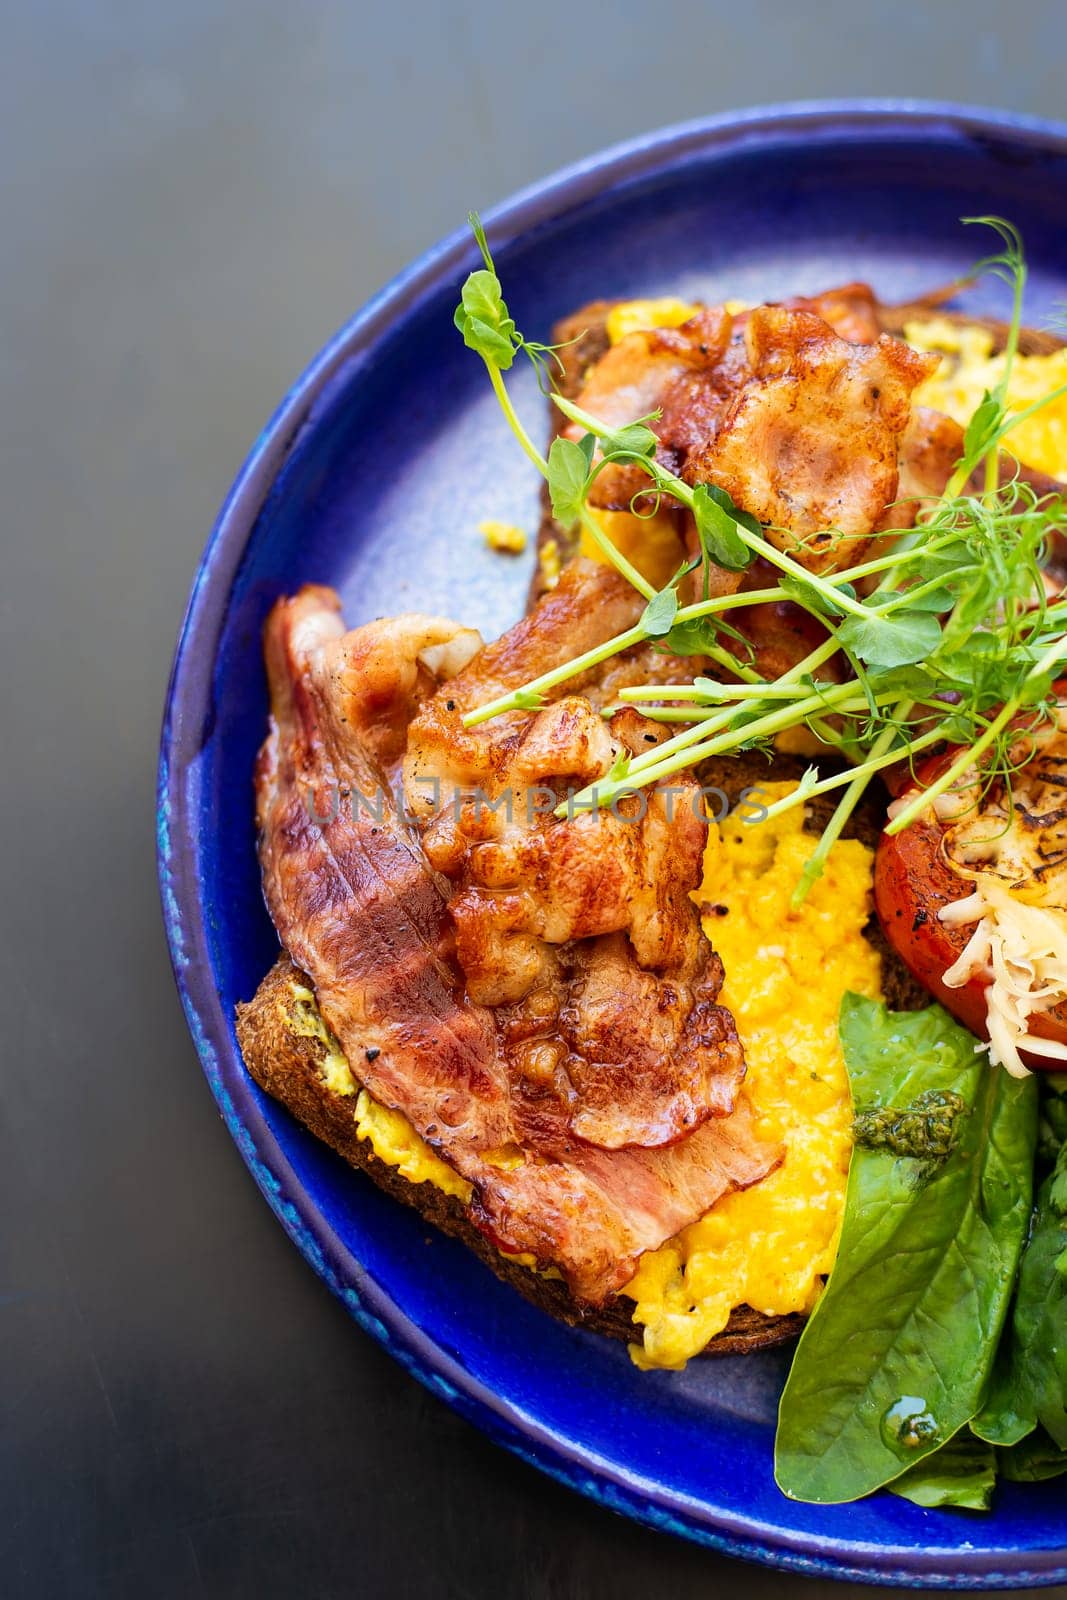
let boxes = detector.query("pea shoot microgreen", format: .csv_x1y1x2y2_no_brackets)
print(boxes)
454,215,1067,901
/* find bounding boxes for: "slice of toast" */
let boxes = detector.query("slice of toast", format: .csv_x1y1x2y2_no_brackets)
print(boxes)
236,746,928,1356
235,953,805,1354
241,286,1045,1355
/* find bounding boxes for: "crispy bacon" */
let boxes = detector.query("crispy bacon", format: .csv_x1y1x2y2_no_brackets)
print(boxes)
565,297,938,683
778,282,883,346
686,308,937,573
405,563,744,1151
255,566,779,1302
570,308,737,509
256,589,510,1150
897,405,1067,506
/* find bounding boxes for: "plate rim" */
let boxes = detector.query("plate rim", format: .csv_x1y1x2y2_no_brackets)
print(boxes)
157,99,1067,1588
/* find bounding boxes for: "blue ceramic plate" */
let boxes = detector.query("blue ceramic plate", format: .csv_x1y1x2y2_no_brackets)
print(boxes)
158,102,1067,1587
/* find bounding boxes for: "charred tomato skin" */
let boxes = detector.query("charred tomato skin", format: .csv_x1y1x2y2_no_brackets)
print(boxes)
873,802,991,1036
874,747,1067,1069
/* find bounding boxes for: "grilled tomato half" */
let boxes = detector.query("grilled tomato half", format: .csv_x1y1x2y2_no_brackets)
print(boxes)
874,695,1067,1073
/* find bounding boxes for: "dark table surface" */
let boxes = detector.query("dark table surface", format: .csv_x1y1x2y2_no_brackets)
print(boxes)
4,4,1066,1596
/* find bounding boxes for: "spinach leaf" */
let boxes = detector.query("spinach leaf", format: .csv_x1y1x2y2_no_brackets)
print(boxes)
998,1427,1067,1483
889,1432,996,1511
973,1136,1067,1450
775,996,1038,1504
1037,1079,1067,1163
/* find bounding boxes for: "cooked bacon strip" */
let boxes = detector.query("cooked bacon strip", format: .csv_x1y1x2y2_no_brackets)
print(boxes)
559,932,742,1148
686,307,937,573
777,282,883,346
255,576,779,1302
257,589,510,1150
404,561,729,1020
555,291,1064,689
897,405,1066,504
411,578,751,1155
563,298,938,679
570,308,736,509
574,309,732,436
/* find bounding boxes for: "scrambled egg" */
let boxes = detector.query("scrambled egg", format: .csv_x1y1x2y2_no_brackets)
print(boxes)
537,536,561,590
624,790,882,1369
907,317,1067,479
605,296,702,344
480,519,527,555
581,507,686,589
353,1092,472,1201
289,984,356,1098
604,295,750,345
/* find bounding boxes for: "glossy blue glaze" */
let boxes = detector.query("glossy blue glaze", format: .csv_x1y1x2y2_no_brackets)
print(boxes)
158,103,1067,1586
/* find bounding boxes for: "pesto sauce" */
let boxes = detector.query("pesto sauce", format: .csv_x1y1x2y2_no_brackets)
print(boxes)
853,1089,968,1164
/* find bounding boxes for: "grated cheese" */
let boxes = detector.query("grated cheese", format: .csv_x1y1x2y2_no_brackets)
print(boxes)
940,877,1067,1076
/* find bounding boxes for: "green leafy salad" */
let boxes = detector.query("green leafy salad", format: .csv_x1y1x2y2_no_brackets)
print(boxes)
777,998,1066,1507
